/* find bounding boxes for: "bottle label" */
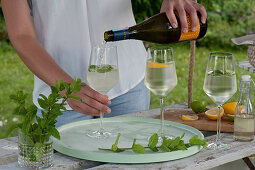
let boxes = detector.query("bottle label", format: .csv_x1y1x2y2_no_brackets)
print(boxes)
113,28,130,41
179,15,200,41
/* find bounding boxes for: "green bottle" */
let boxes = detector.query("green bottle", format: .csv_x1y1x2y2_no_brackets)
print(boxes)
104,12,207,44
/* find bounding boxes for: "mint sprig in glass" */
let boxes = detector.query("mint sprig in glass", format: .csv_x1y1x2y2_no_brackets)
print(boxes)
203,52,237,150
86,44,119,138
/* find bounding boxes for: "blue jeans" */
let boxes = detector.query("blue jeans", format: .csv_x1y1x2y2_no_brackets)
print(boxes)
38,80,150,127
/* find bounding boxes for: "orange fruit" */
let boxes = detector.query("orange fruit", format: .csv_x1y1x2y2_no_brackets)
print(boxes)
222,102,237,115
147,62,169,68
205,107,224,120
182,115,199,121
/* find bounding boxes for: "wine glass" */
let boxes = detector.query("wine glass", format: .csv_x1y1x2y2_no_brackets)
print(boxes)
86,44,119,138
203,52,237,149
144,48,177,140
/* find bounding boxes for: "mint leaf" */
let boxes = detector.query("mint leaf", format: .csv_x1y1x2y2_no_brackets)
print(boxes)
67,94,82,102
112,133,121,152
160,144,170,152
132,139,146,154
47,126,60,140
96,65,113,73
189,135,208,147
88,65,96,72
160,136,170,152
148,133,158,149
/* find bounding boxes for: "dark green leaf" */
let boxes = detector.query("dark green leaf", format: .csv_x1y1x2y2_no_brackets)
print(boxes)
55,80,60,90
38,98,48,110
148,133,158,149
150,147,159,152
132,139,146,154
59,80,65,91
48,126,60,140
189,135,208,147
13,106,26,116
67,94,82,102
160,144,170,152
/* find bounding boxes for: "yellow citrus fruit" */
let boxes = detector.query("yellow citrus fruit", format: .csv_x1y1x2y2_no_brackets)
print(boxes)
147,62,169,68
222,102,237,115
205,107,224,120
182,115,199,121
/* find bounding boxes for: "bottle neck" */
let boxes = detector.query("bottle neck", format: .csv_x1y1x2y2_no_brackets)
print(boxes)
104,28,130,42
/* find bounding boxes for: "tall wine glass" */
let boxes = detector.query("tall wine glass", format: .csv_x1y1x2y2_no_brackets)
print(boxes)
203,52,237,149
144,48,177,139
87,44,119,138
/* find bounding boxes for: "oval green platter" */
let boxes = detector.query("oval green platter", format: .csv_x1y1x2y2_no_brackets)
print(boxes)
53,117,204,163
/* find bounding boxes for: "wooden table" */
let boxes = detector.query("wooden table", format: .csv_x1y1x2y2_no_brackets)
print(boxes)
1,103,255,170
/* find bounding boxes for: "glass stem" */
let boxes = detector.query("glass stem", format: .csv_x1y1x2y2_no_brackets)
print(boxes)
216,105,222,145
160,98,164,137
99,112,104,133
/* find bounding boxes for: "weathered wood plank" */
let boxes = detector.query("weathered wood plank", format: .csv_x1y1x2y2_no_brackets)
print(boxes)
237,60,255,73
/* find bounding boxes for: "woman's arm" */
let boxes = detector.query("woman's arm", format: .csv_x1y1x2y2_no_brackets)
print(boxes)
2,0,111,116
161,0,207,33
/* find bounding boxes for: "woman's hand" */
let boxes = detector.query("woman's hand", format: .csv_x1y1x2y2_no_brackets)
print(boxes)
67,85,111,116
160,0,207,33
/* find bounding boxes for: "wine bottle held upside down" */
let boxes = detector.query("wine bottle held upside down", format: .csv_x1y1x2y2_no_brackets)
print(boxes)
104,12,207,44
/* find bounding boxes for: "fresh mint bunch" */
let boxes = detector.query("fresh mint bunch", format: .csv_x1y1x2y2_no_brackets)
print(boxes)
9,78,85,143
99,133,207,154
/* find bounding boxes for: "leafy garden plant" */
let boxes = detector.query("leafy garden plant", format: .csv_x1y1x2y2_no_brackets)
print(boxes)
10,79,84,168
99,133,207,154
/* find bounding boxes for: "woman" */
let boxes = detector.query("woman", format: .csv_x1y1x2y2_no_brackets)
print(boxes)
2,0,206,127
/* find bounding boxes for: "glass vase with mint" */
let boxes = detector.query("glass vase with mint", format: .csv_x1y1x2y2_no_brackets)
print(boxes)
144,48,177,140
203,52,237,150
8,79,84,169
87,44,119,138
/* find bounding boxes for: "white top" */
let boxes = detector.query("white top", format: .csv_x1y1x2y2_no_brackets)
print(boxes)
31,0,147,109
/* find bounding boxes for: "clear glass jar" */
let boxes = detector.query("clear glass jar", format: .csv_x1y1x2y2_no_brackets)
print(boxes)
234,75,254,141
18,129,53,169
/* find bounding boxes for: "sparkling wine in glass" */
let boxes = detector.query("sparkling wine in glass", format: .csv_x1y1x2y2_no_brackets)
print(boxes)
144,48,177,139
86,44,119,138
203,52,237,149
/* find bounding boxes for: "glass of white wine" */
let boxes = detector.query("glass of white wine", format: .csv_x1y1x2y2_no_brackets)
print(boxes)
203,52,237,149
87,44,119,138
144,48,177,139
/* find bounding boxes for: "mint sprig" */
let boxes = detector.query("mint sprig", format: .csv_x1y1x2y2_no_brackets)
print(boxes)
98,133,208,154
88,65,113,73
9,78,85,162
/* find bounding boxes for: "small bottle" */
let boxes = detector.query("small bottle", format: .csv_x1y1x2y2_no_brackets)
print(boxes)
104,12,207,44
234,75,254,141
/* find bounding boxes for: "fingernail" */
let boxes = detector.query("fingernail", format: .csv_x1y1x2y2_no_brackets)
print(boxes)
191,27,196,32
107,100,111,105
183,28,188,33
172,23,177,28
106,108,111,113
202,19,206,24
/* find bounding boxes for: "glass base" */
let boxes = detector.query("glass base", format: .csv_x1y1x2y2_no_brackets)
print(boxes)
18,143,53,169
86,129,111,138
207,141,231,150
